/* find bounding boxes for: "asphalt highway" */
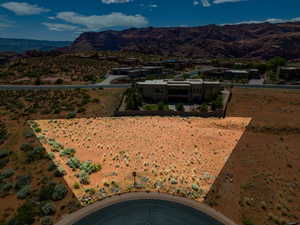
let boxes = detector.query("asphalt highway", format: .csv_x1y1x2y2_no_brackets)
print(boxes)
1,83,300,90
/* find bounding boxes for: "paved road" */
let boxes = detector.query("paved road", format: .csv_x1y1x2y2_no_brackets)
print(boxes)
55,192,237,225
72,199,225,225
1,83,300,90
0,83,131,90
96,75,128,85
227,83,300,89
248,79,265,85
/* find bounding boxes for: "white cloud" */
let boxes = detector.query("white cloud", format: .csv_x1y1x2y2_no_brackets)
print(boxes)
1,2,50,15
213,0,244,4
193,1,200,6
199,0,245,7
223,17,300,25
201,0,211,7
149,4,158,8
101,0,132,4
0,16,13,29
56,11,148,31
0,22,11,29
42,22,78,32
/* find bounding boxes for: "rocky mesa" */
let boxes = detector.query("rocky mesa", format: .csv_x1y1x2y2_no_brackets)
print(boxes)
66,22,300,59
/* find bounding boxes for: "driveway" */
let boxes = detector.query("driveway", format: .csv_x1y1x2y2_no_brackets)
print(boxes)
55,192,237,225
96,75,128,85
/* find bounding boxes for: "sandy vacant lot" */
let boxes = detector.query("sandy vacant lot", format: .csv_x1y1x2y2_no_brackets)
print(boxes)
37,117,251,203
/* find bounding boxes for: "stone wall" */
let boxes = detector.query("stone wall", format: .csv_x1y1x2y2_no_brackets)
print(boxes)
114,109,225,118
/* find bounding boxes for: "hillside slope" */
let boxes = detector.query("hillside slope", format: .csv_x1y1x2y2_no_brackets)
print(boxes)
68,22,300,59
0,38,71,53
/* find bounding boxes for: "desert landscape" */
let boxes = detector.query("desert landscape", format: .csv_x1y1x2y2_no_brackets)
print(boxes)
35,117,251,202
1,87,300,225
0,88,125,225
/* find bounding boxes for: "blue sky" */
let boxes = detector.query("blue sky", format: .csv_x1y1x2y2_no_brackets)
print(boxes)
0,0,299,41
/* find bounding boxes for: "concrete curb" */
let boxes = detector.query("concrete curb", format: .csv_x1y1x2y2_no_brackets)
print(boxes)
55,192,237,225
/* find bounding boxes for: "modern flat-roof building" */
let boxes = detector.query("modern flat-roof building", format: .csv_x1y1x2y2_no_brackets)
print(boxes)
224,70,250,80
279,67,300,81
137,79,221,102
111,66,163,77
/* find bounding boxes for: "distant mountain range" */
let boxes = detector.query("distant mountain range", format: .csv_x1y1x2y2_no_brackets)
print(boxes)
65,22,300,59
0,38,71,53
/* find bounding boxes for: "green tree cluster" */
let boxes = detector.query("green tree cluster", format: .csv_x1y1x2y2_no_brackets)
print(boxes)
125,87,143,110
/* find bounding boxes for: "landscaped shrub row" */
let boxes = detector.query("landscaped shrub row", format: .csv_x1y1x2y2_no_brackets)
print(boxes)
60,148,76,157
48,139,63,152
66,157,101,185
79,160,101,174
46,139,101,184
67,157,80,170
77,171,90,185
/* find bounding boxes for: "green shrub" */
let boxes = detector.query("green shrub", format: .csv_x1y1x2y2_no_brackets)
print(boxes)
41,216,53,225
85,188,96,195
175,103,185,112
67,157,81,170
47,152,55,160
34,127,42,133
66,112,76,119
48,141,63,152
7,201,35,225
41,202,56,216
77,107,86,113
20,143,33,152
212,95,223,110
192,184,200,191
198,104,208,113
125,87,143,110
15,175,32,190
24,131,34,138
55,78,64,84
16,185,31,199
158,102,166,111
73,182,80,189
0,168,15,180
80,160,101,174
60,148,76,157
26,146,46,162
143,105,152,110
78,171,90,185
0,158,9,169
47,162,57,172
39,182,56,201
0,181,13,197
0,149,11,158
54,166,66,177
52,184,68,201
242,218,254,225
0,122,8,144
